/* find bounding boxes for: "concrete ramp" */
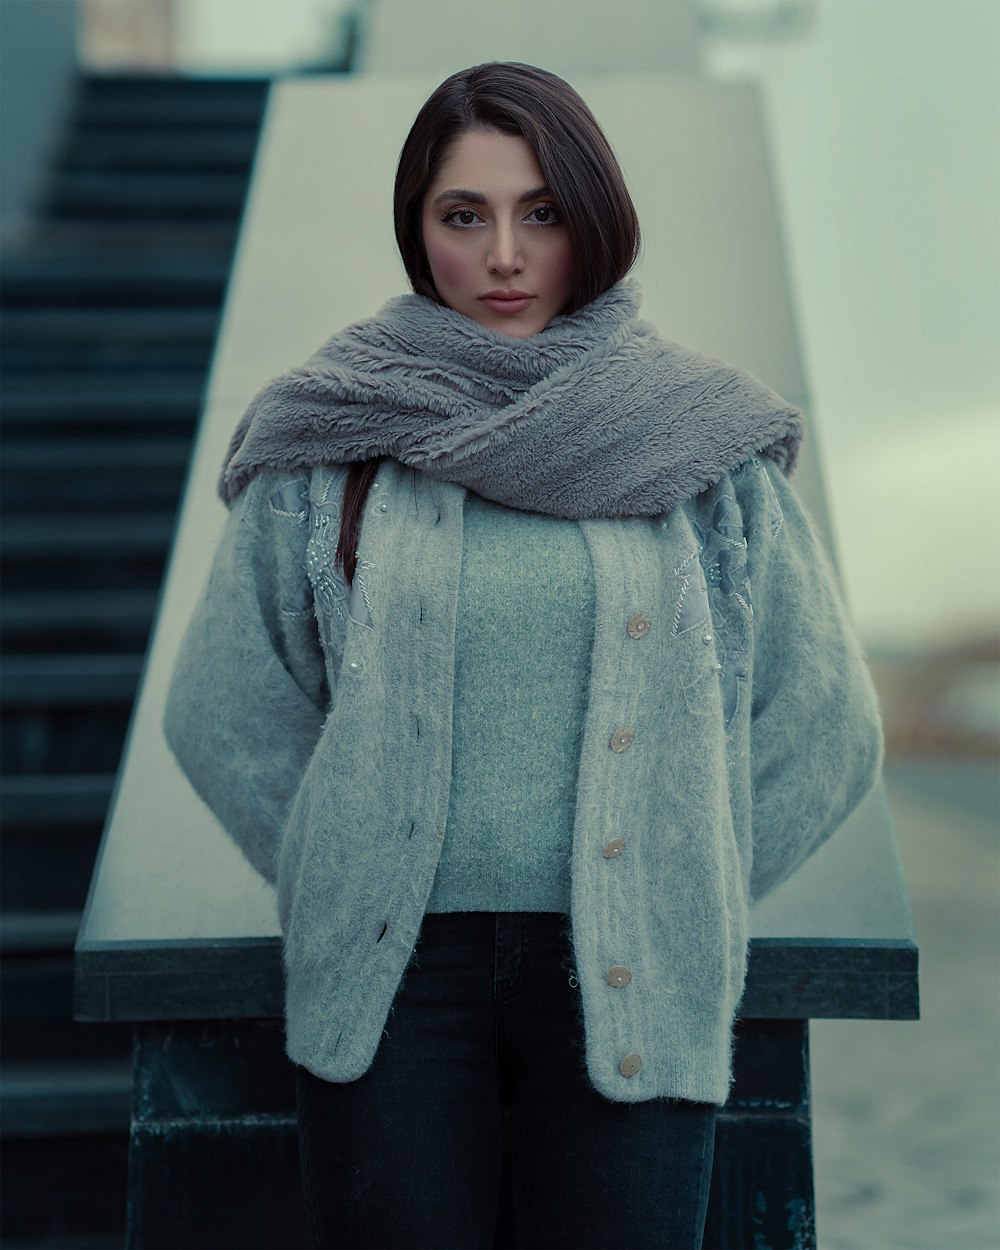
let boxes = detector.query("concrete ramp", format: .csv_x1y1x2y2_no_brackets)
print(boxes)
79,68,914,1026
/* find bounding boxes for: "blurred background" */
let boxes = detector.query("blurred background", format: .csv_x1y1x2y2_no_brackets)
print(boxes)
1,1,996,1247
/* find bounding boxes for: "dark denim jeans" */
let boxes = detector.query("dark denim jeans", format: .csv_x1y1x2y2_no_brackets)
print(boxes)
295,911,716,1250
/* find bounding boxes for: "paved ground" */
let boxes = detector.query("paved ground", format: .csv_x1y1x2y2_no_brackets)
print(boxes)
811,758,1000,1249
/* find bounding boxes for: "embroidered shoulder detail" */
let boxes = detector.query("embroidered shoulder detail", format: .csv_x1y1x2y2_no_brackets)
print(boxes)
686,479,755,728
301,470,378,629
734,456,784,537
269,475,310,523
671,549,711,636
281,576,314,619
267,476,314,616
305,479,348,626
760,464,785,537
698,484,753,620
350,557,375,629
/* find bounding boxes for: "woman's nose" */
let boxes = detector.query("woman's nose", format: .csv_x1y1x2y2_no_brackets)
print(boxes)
487,224,523,275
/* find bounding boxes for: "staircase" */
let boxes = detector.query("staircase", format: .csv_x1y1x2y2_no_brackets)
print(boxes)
1,74,270,1249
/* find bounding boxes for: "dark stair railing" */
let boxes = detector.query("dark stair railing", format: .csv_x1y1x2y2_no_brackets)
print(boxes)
0,72,270,1250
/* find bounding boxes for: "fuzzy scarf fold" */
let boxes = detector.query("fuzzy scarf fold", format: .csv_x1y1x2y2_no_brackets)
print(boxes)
219,280,803,518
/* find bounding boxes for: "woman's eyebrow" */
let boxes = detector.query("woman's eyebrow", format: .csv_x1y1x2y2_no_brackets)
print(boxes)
432,188,487,208
517,185,552,204
431,185,553,208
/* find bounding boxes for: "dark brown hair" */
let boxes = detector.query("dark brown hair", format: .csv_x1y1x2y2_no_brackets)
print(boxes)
395,61,640,313
336,62,640,584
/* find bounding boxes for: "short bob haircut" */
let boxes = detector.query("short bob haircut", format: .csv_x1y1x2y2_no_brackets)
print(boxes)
394,62,641,316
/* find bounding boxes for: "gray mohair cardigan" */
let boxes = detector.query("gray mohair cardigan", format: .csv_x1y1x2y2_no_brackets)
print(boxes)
164,454,883,1105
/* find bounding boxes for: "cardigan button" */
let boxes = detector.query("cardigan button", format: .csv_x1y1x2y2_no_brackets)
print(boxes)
619,1053,643,1078
602,838,626,859
607,965,632,988
626,612,652,639
610,727,635,753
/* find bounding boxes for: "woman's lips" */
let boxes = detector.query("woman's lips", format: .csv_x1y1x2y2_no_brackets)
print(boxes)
481,292,534,315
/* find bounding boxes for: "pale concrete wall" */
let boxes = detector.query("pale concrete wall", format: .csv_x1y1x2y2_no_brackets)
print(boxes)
356,0,701,75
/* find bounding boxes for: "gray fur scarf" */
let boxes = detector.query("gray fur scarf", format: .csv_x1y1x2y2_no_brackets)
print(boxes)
219,280,803,517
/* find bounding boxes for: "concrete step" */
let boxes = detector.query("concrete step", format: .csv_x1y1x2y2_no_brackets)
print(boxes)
1,336,214,375
1,512,175,558
1,655,145,707
1,305,219,343
45,171,249,221
1,248,229,306
1,523,170,594
0,374,204,425
62,128,258,172
73,90,266,131
1,557,166,597
1,437,189,510
0,1058,129,1245
0,1232,124,1249
1,909,83,952
25,217,239,253
1,700,133,774
1,592,157,651
76,72,268,100
0,1058,132,1137
1,1137,127,1248
1,773,115,827
3,827,103,915
2,433,191,472
1,948,132,1063
1,776,111,913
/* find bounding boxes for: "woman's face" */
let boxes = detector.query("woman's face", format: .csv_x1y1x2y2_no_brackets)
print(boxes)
420,128,574,339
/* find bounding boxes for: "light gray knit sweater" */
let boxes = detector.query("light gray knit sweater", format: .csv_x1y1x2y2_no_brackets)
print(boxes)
164,454,882,1105
427,491,594,913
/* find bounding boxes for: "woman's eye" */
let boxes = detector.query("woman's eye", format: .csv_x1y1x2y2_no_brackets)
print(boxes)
527,205,560,225
443,208,483,227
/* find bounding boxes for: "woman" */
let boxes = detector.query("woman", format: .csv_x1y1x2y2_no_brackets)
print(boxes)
166,62,882,1250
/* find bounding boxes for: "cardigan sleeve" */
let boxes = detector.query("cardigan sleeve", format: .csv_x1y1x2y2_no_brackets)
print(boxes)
163,472,328,885
740,459,884,902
